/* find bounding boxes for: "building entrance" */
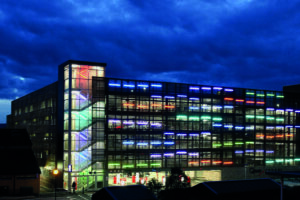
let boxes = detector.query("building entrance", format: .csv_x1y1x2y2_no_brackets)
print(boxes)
71,174,104,192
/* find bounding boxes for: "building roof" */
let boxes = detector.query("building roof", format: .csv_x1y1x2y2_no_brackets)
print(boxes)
92,185,157,200
59,60,107,67
200,178,280,194
0,129,41,175
265,171,300,177
191,178,280,200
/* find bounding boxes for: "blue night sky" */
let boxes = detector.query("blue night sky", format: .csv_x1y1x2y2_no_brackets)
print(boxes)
1,0,300,123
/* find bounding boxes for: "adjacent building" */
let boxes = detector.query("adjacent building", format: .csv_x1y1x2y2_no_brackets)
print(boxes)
7,60,300,191
0,129,41,196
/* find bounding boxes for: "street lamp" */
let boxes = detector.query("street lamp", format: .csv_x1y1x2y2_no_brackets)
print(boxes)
53,169,59,200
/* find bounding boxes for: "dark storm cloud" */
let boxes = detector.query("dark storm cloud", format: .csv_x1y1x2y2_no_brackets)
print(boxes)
0,0,300,109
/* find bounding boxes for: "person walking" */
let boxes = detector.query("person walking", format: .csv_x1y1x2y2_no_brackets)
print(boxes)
72,181,76,194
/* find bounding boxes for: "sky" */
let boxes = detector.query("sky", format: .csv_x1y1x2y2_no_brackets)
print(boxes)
1,0,300,123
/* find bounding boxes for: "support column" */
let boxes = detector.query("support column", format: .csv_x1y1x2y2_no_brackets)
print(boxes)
95,175,97,190
104,171,108,187
280,176,284,200
68,63,72,192
87,175,89,191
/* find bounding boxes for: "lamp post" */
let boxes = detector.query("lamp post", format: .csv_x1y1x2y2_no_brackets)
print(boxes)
53,169,59,200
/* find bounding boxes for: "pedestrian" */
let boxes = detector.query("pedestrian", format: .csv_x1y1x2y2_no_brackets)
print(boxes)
72,181,76,194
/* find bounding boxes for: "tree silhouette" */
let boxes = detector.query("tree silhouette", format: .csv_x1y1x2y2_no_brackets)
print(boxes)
165,167,190,190
146,178,163,196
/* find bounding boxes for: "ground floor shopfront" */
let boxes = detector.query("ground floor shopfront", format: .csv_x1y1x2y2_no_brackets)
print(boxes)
107,169,221,187
68,169,221,191
66,166,294,191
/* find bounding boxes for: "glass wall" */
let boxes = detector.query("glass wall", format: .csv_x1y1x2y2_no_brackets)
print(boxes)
63,64,105,190
101,79,299,172
106,170,221,187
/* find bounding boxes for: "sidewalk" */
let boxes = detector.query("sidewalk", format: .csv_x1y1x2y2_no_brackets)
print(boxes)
0,191,69,200
0,190,94,200
0,196,36,200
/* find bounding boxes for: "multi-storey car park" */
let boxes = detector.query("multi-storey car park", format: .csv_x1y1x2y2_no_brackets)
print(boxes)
7,60,300,191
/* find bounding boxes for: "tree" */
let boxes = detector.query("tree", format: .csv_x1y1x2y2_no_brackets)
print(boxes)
165,167,190,190
147,178,163,196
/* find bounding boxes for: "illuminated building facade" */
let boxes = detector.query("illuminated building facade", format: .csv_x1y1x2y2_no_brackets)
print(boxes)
7,60,300,191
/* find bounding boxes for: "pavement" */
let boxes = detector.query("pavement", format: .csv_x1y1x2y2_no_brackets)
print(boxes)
0,190,94,200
